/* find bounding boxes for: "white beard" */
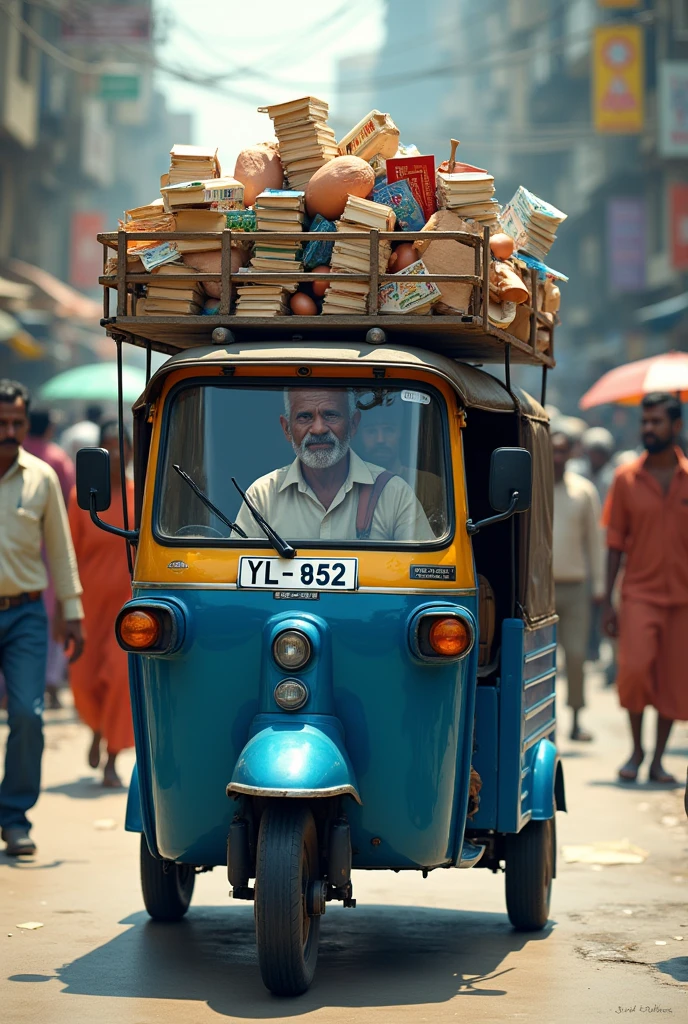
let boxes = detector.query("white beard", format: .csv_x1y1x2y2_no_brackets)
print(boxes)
293,429,350,469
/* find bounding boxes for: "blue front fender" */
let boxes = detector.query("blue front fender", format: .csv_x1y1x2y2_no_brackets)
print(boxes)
530,738,561,819
125,762,143,832
227,714,361,804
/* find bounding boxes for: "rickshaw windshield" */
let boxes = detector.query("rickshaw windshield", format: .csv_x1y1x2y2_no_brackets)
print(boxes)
156,381,452,547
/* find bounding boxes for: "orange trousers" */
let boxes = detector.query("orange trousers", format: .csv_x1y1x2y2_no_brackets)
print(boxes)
617,599,688,721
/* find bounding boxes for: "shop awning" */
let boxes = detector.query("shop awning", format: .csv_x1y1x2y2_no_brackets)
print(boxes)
3,259,100,321
635,291,688,329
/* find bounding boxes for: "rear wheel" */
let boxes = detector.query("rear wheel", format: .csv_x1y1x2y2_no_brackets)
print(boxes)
255,802,321,996
505,816,555,931
140,834,195,921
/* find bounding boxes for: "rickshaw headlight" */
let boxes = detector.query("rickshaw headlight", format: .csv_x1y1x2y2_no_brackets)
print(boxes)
429,617,472,657
274,679,309,711
273,630,311,671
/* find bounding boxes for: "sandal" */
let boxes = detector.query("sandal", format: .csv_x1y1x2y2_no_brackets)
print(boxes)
648,766,677,785
618,755,643,782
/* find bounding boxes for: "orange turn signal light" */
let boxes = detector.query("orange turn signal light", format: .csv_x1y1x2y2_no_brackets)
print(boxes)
119,610,160,649
429,617,472,657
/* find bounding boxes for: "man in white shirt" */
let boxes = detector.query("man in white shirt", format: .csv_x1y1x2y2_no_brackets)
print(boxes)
552,431,604,741
235,388,433,543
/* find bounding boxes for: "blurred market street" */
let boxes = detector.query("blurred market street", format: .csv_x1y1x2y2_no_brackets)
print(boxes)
2,673,686,1024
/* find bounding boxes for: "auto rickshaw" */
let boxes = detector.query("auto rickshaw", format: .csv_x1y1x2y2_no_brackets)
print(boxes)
77,334,563,997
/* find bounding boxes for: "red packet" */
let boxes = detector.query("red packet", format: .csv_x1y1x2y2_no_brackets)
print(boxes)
386,155,436,221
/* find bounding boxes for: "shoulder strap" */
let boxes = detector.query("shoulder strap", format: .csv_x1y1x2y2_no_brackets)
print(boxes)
356,471,396,539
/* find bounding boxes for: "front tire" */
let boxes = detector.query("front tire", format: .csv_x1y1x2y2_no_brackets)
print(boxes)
140,834,195,921
255,802,321,996
505,816,555,931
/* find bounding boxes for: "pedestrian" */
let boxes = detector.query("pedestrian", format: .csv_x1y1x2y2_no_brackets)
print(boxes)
67,421,135,788
23,407,76,709
59,404,102,464
580,427,616,503
602,393,688,784
0,380,84,857
552,431,604,741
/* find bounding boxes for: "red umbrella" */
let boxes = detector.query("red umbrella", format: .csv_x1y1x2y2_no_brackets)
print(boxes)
579,351,688,410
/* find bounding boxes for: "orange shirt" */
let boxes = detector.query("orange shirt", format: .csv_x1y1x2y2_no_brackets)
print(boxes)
603,449,688,606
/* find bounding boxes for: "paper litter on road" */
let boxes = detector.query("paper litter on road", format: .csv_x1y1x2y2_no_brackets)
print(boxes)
93,819,117,830
562,839,649,866
16,921,43,930
661,815,679,827
655,940,667,945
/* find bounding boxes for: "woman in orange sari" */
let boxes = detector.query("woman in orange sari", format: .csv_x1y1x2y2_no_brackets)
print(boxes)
67,422,135,787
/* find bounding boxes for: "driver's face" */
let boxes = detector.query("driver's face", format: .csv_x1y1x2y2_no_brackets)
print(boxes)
281,390,359,454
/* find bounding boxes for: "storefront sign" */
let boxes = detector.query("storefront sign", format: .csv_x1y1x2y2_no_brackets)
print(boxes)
70,212,105,290
593,24,644,134
658,62,688,157
670,185,688,270
61,3,151,43
99,73,141,102
597,1,641,8
607,198,646,293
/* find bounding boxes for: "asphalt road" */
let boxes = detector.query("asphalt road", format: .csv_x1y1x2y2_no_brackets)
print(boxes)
1,670,687,1023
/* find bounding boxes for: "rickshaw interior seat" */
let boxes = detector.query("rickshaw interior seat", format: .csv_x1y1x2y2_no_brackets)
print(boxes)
477,574,497,669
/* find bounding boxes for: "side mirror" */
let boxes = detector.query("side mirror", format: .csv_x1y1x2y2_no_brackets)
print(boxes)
76,448,111,512
489,447,532,513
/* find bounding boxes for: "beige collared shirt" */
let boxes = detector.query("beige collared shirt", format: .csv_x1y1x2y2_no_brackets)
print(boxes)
234,449,434,543
553,470,604,597
0,448,83,619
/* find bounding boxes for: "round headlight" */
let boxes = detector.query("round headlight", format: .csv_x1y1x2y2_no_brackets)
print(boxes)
273,630,311,671
274,679,309,711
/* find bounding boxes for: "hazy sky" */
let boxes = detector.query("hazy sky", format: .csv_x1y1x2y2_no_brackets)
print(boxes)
153,0,385,171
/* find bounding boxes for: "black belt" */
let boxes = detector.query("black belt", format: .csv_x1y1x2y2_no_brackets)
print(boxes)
0,592,42,611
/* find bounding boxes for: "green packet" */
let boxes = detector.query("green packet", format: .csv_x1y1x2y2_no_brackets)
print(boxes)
224,209,257,231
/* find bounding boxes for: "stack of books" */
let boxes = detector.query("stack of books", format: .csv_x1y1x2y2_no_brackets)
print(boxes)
322,196,395,315
234,284,290,317
500,186,567,260
167,145,221,186
258,97,338,190
161,177,244,212
436,171,500,230
248,189,305,287
141,264,204,315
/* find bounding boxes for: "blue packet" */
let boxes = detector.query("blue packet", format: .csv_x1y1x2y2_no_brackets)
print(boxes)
302,214,336,269
372,179,425,232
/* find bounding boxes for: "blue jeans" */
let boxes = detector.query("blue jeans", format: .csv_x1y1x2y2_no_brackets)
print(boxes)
0,600,48,831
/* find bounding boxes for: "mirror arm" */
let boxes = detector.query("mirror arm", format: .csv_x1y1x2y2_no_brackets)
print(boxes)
89,492,139,544
466,491,519,537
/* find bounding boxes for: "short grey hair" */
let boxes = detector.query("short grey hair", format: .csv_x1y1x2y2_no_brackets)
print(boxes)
283,387,357,420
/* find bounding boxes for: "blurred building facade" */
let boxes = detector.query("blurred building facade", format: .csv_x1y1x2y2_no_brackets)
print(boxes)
334,0,688,417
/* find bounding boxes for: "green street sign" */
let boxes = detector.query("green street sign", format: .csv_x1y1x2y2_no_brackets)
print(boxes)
99,74,140,101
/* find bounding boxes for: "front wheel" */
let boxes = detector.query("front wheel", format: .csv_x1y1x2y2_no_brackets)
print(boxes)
255,802,321,996
140,834,195,921
504,816,555,931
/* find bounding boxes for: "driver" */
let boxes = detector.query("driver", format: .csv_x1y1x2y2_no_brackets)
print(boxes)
234,388,433,542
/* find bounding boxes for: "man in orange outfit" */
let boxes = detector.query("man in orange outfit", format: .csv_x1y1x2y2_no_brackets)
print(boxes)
602,393,688,784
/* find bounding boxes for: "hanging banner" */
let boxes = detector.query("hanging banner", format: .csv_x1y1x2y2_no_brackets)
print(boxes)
658,62,688,158
670,184,688,270
593,24,644,134
607,198,646,293
70,212,105,290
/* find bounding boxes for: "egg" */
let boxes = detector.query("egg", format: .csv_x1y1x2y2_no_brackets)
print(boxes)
388,243,418,272
310,265,331,297
234,143,283,208
489,232,516,260
305,156,375,220
290,291,318,316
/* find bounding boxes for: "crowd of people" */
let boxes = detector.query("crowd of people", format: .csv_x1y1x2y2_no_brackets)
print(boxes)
551,392,687,785
0,374,685,859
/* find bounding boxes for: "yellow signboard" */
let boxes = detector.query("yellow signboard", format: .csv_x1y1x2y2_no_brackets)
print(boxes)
597,2,641,8
593,24,644,134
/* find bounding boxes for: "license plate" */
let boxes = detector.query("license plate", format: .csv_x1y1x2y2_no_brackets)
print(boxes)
238,557,358,591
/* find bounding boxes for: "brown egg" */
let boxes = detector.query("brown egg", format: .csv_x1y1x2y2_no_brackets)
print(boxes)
388,243,418,272
290,291,318,316
305,156,375,220
489,232,516,259
310,265,331,296
234,143,283,207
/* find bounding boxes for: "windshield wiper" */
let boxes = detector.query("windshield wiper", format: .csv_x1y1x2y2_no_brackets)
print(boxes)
231,477,296,559
172,464,247,538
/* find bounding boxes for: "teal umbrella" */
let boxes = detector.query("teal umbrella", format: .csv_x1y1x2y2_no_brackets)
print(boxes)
39,363,147,404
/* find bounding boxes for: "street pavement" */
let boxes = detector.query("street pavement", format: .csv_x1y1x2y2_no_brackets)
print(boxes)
1,668,686,1023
